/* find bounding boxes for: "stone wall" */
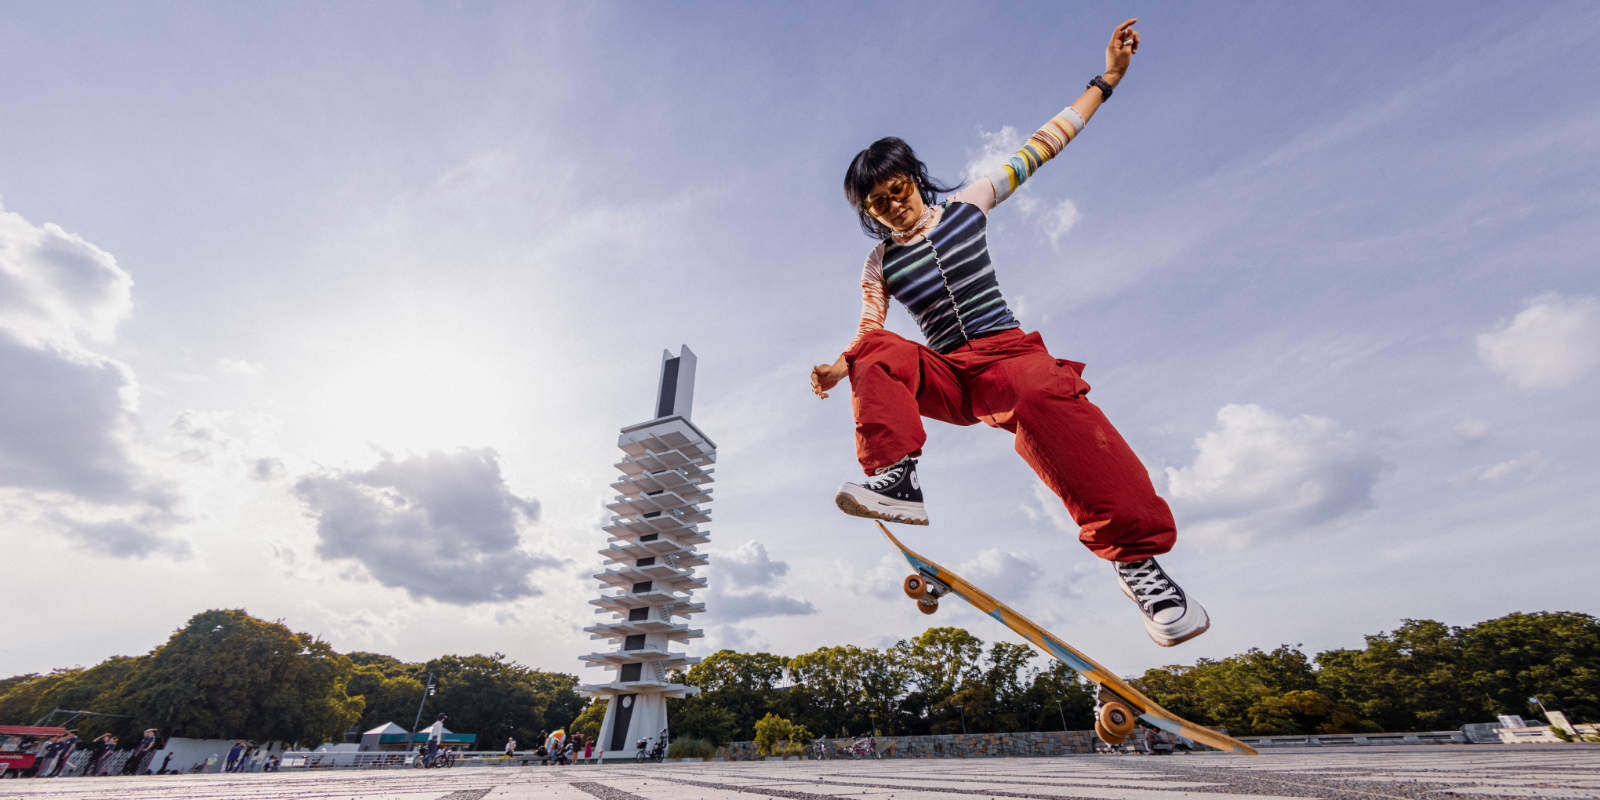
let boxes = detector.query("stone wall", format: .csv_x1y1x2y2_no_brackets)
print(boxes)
715,731,1100,761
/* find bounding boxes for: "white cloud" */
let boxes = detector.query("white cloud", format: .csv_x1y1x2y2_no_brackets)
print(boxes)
1041,199,1081,246
1450,450,1548,485
1476,293,1600,391
707,540,816,621
0,205,131,349
961,126,1024,189
1023,481,1077,535
217,358,266,378
1165,404,1382,546
1455,414,1492,440
0,202,187,557
957,548,1040,589
292,448,558,604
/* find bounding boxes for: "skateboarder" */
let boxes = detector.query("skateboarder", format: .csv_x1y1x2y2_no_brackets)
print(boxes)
811,19,1207,647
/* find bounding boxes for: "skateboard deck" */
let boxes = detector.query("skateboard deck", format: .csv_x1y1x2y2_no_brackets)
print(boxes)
879,522,1257,755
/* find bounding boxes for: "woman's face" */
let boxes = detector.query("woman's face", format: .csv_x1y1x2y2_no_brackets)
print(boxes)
864,174,924,231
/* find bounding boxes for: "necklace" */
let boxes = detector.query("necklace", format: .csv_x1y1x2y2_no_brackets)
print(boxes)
889,204,935,243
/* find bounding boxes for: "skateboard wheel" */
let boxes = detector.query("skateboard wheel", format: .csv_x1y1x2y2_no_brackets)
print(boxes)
1095,720,1125,746
903,575,927,599
917,595,938,615
1099,701,1136,739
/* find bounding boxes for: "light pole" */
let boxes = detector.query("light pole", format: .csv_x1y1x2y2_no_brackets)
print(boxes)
409,673,436,757
1055,696,1068,731
1528,696,1549,716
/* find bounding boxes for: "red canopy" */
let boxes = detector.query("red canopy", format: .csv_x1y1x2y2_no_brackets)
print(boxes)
0,726,68,737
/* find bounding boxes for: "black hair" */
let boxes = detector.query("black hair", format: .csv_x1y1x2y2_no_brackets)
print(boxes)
843,137,961,240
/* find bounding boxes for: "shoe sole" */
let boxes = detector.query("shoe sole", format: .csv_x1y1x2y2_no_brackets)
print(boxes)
835,487,929,526
1118,581,1210,647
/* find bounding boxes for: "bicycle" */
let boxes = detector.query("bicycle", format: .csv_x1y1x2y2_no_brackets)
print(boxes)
844,736,880,760
810,738,832,760
634,736,666,763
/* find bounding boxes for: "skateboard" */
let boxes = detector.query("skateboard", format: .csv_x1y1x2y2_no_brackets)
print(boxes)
879,522,1257,755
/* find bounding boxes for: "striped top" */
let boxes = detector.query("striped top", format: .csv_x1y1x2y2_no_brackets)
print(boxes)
847,104,1084,354
875,201,1016,353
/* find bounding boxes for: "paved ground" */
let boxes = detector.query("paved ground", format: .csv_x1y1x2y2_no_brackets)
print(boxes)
5,746,1599,800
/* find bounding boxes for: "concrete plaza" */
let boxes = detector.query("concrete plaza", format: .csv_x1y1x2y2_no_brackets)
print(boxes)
4,745,1599,800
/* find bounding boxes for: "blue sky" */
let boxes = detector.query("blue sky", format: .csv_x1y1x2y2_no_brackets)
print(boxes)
2,2,1597,687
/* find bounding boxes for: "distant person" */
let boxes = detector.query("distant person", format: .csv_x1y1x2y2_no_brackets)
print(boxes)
584,737,593,760
158,752,176,774
225,741,245,773
122,729,159,775
426,714,447,767
505,737,516,757
85,734,114,776
35,735,63,778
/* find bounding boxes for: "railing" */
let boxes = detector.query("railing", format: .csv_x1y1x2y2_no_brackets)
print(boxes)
1235,731,1468,747
280,751,414,769
279,751,578,770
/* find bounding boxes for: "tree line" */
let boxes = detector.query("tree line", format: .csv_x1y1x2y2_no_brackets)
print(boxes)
664,611,1599,743
6,609,1594,749
0,609,585,749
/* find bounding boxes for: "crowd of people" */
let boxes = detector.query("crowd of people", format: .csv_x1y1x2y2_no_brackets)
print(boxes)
518,728,593,764
9,728,166,778
7,709,599,778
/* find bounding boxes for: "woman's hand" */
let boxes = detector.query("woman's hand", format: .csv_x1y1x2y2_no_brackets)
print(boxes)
1104,18,1140,88
811,355,849,399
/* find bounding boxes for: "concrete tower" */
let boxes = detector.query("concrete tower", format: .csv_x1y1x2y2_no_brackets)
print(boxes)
579,346,713,760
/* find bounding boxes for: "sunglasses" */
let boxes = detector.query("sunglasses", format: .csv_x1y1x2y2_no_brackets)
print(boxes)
864,179,916,218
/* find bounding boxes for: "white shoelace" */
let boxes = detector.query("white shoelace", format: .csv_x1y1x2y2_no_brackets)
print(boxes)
862,464,904,490
1117,560,1181,609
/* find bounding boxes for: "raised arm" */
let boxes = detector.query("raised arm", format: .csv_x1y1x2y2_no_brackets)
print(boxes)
956,19,1141,214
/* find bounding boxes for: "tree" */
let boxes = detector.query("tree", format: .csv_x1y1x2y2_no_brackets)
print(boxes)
892,627,984,699
1315,620,1480,731
572,699,607,742
1137,645,1320,734
1245,690,1362,735
346,663,425,735
421,654,586,748
1459,612,1600,723
670,698,738,746
752,712,801,756
21,656,146,740
0,670,78,727
118,610,363,746
672,651,788,741
1017,661,1097,731
785,645,907,736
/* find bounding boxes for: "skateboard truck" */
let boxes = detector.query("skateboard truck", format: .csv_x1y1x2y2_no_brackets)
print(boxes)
901,569,949,615
1093,684,1138,746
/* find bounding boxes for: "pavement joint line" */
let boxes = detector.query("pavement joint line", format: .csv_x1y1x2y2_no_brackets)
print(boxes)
732,773,1222,793
572,781,653,800
642,772,1205,800
1138,762,1471,800
436,789,496,800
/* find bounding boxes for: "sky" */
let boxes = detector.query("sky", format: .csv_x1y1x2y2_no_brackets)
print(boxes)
2,1,1598,692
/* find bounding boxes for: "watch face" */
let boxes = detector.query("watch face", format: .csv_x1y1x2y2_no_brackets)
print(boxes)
621,696,633,708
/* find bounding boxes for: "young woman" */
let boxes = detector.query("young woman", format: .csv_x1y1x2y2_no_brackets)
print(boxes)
811,19,1207,647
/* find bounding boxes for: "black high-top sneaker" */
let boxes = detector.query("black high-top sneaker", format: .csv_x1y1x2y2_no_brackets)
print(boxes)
834,457,928,525
1114,557,1210,647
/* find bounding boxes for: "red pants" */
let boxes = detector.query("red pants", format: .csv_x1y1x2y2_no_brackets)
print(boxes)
846,328,1176,562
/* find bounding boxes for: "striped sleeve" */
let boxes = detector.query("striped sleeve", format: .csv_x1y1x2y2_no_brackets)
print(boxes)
985,106,1085,205
846,243,889,352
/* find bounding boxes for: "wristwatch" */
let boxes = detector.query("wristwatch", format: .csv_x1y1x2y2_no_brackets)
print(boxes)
1088,75,1113,100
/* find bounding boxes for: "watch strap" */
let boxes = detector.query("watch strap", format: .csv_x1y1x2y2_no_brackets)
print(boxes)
1088,75,1113,100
